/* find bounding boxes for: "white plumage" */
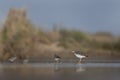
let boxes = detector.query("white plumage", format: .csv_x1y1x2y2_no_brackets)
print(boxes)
74,53,86,59
23,59,29,63
72,50,87,63
54,54,61,63
8,56,17,63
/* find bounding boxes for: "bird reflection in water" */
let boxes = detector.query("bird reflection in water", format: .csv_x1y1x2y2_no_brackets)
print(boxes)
54,64,59,71
75,64,86,72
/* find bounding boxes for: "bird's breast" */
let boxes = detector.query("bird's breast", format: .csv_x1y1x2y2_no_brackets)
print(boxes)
74,54,85,58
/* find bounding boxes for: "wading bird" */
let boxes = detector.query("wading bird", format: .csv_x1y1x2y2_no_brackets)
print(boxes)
72,50,87,63
54,54,61,63
23,59,29,63
8,56,17,63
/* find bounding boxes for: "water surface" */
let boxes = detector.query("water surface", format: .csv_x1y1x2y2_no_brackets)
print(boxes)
0,63,120,80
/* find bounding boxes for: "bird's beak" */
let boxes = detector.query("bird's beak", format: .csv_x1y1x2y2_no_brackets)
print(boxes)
72,51,74,53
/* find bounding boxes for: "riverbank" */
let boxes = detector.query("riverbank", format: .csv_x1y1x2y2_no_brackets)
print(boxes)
0,8,120,62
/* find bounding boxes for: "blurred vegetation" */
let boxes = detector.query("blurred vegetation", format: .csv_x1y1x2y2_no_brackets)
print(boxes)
0,8,120,62
58,29,88,49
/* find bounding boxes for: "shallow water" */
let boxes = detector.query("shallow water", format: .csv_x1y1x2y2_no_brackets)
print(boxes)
0,63,120,80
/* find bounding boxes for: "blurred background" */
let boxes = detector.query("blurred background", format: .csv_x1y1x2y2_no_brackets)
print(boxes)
0,0,120,62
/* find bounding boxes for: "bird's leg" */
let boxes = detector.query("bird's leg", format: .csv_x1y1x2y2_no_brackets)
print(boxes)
55,60,59,63
58,59,61,63
58,60,60,63
55,60,57,63
57,60,59,63
78,58,82,64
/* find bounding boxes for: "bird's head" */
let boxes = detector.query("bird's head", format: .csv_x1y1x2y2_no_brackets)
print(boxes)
72,50,75,53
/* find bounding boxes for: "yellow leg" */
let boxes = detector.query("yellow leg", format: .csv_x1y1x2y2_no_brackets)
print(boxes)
55,60,60,63
78,61,80,64
77,59,82,64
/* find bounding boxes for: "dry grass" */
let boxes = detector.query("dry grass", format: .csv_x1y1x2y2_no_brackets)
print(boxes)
0,8,120,62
